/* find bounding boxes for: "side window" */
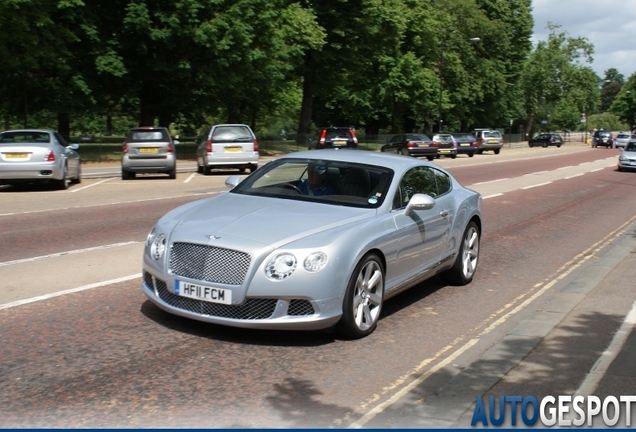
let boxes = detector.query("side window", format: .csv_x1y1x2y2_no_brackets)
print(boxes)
393,167,438,209
433,168,451,196
54,132,68,147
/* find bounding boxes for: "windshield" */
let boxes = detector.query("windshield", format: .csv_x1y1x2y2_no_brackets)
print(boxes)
0,131,50,143
231,158,394,208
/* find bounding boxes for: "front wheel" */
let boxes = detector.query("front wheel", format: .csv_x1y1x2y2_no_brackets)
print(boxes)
337,253,384,339
444,221,480,285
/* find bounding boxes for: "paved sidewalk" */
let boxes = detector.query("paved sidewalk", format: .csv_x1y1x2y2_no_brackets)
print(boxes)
362,220,636,428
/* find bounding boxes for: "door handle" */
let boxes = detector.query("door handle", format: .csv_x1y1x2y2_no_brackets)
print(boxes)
440,210,450,217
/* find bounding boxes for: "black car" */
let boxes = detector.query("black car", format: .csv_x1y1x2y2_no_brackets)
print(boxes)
451,133,478,157
592,130,614,148
528,133,564,148
309,127,358,149
380,133,437,160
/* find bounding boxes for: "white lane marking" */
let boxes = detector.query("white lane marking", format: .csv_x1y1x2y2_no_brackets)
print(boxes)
471,178,509,186
0,191,221,217
524,170,548,176
590,167,604,172
558,165,574,170
184,172,197,183
565,173,584,179
70,178,114,193
576,299,636,396
483,193,504,199
0,241,141,267
0,274,142,311
522,181,552,190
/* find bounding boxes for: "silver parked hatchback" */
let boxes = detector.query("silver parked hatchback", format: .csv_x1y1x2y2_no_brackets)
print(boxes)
196,124,259,174
472,129,504,154
121,126,178,180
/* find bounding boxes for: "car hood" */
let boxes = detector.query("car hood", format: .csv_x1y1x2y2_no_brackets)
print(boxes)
168,192,375,249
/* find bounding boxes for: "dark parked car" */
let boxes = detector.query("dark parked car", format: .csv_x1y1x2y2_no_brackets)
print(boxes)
528,133,564,148
431,133,457,159
592,130,614,148
380,133,436,161
451,133,478,157
309,127,358,150
121,126,178,180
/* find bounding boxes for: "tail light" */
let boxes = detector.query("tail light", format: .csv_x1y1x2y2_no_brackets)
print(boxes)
501,136,505,143
45,150,55,161
349,129,358,146
479,138,485,144
432,141,439,147
319,129,327,147
253,139,259,152
472,141,478,147
407,141,416,148
122,143,129,154
206,140,213,153
167,143,174,153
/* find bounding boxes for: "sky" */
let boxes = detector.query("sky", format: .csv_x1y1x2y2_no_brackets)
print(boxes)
532,0,636,80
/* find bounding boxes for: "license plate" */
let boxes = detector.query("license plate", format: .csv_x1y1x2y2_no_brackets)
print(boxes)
488,139,497,143
460,144,470,146
333,140,347,146
4,153,30,159
175,280,232,305
224,146,242,153
139,147,158,153
440,150,451,153
418,143,428,147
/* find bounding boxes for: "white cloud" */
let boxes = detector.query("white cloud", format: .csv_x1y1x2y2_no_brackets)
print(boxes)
532,0,636,79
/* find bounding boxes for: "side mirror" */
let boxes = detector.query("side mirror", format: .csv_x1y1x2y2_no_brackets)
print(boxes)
69,143,79,150
404,193,435,216
173,139,180,145
225,175,241,189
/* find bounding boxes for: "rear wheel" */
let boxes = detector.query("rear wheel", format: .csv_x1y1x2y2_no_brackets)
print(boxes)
203,161,212,175
468,153,474,158
167,167,176,179
249,164,258,173
494,149,500,155
121,169,135,180
427,156,434,161
400,148,409,156
53,167,69,190
445,221,480,285
71,164,82,184
337,253,384,339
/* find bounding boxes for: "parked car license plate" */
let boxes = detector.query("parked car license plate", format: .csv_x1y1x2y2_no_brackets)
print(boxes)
333,140,346,146
440,150,451,153
175,280,232,305
488,139,498,143
4,153,30,159
139,147,158,153
460,144,470,146
224,146,242,153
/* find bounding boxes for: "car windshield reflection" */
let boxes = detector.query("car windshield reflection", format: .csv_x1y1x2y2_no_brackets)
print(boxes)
231,158,394,208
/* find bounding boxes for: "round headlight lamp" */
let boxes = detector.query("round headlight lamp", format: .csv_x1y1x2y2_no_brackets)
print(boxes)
304,252,328,273
150,233,167,261
146,227,157,247
265,253,297,281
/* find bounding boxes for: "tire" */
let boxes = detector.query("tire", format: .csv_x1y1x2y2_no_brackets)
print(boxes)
468,153,474,158
121,169,134,180
557,144,562,148
337,253,385,339
427,156,434,161
249,164,258,173
494,149,500,155
53,166,69,190
71,164,82,184
203,163,211,175
196,163,203,174
400,148,409,156
451,154,457,159
168,167,176,179
239,167,246,174
445,221,480,286
477,149,483,155
542,143,547,148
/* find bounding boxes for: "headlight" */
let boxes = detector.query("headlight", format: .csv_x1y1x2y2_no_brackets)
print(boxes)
265,253,297,281
146,227,156,246
619,156,627,161
304,252,328,273
150,233,167,261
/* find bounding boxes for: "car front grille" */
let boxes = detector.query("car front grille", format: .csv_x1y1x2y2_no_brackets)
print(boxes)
144,272,315,320
170,242,251,286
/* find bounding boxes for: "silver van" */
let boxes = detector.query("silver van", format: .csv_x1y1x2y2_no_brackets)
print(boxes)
196,124,259,174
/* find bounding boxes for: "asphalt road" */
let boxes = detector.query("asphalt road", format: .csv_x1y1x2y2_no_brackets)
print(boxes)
1,143,635,428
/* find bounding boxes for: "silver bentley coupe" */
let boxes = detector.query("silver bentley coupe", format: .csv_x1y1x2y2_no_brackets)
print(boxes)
142,150,482,338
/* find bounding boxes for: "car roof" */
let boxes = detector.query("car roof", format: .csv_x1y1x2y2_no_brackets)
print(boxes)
278,149,439,173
